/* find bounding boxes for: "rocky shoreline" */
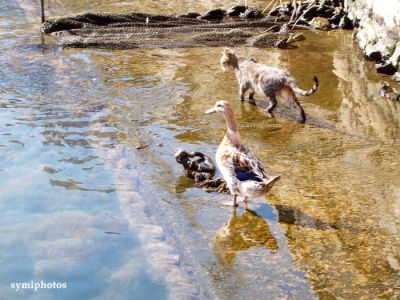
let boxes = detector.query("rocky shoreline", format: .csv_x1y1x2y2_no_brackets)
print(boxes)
41,0,400,82
264,0,399,81
346,0,400,81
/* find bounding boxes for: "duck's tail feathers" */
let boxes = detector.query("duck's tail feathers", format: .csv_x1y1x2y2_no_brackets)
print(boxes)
262,175,281,192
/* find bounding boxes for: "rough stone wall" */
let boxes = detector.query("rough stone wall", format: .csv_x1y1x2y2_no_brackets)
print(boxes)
346,0,400,81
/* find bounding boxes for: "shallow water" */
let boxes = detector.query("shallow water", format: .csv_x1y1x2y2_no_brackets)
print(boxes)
1,0,400,299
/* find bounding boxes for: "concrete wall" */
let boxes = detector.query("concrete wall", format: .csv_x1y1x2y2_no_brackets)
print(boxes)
347,0,400,80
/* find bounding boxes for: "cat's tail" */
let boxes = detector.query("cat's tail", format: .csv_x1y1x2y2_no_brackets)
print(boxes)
290,76,319,96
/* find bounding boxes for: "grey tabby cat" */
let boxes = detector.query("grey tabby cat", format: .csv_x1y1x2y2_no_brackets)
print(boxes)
220,48,319,123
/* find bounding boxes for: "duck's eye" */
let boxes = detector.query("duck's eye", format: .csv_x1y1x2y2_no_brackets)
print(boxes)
217,104,223,108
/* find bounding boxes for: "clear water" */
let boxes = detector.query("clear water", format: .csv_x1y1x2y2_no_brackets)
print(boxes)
1,0,400,299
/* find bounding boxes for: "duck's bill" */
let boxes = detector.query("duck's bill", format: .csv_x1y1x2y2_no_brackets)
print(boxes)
205,107,217,114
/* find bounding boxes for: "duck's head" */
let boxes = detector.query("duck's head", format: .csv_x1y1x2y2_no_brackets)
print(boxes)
206,100,239,137
205,100,232,116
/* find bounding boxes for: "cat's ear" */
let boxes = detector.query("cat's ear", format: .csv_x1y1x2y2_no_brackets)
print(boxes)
222,47,235,55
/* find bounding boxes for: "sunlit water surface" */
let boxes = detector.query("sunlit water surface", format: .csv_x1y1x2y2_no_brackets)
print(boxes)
0,0,399,299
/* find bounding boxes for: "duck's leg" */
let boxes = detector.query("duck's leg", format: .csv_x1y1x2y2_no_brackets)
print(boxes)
232,194,238,208
243,196,249,210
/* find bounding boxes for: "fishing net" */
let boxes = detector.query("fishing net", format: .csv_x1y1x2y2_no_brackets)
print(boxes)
41,10,298,49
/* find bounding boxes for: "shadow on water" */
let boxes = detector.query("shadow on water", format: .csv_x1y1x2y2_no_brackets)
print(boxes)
274,204,338,230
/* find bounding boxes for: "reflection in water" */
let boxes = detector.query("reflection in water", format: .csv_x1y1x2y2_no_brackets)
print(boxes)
49,178,115,193
213,209,278,264
209,205,315,299
333,43,400,142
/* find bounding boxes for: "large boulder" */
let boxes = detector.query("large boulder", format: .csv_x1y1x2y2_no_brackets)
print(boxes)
347,0,400,80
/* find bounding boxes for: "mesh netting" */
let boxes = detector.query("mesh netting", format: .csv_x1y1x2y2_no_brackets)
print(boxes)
41,11,296,49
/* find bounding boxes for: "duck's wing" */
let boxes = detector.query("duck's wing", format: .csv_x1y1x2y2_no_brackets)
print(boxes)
227,145,269,182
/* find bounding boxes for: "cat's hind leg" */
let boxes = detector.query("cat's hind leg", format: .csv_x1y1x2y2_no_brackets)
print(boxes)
264,91,278,118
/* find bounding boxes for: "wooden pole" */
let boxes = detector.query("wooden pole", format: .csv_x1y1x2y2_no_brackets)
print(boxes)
40,0,45,23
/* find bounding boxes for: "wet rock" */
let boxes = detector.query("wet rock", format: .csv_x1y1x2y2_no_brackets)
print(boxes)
393,72,400,82
364,44,382,61
389,41,400,69
338,15,353,29
268,7,280,17
240,8,263,19
227,5,247,17
316,6,335,19
302,6,319,21
135,144,149,150
347,0,400,75
201,9,226,20
329,13,341,26
179,12,201,19
326,0,344,6
309,17,330,30
269,4,291,17
376,61,397,75
379,82,400,100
